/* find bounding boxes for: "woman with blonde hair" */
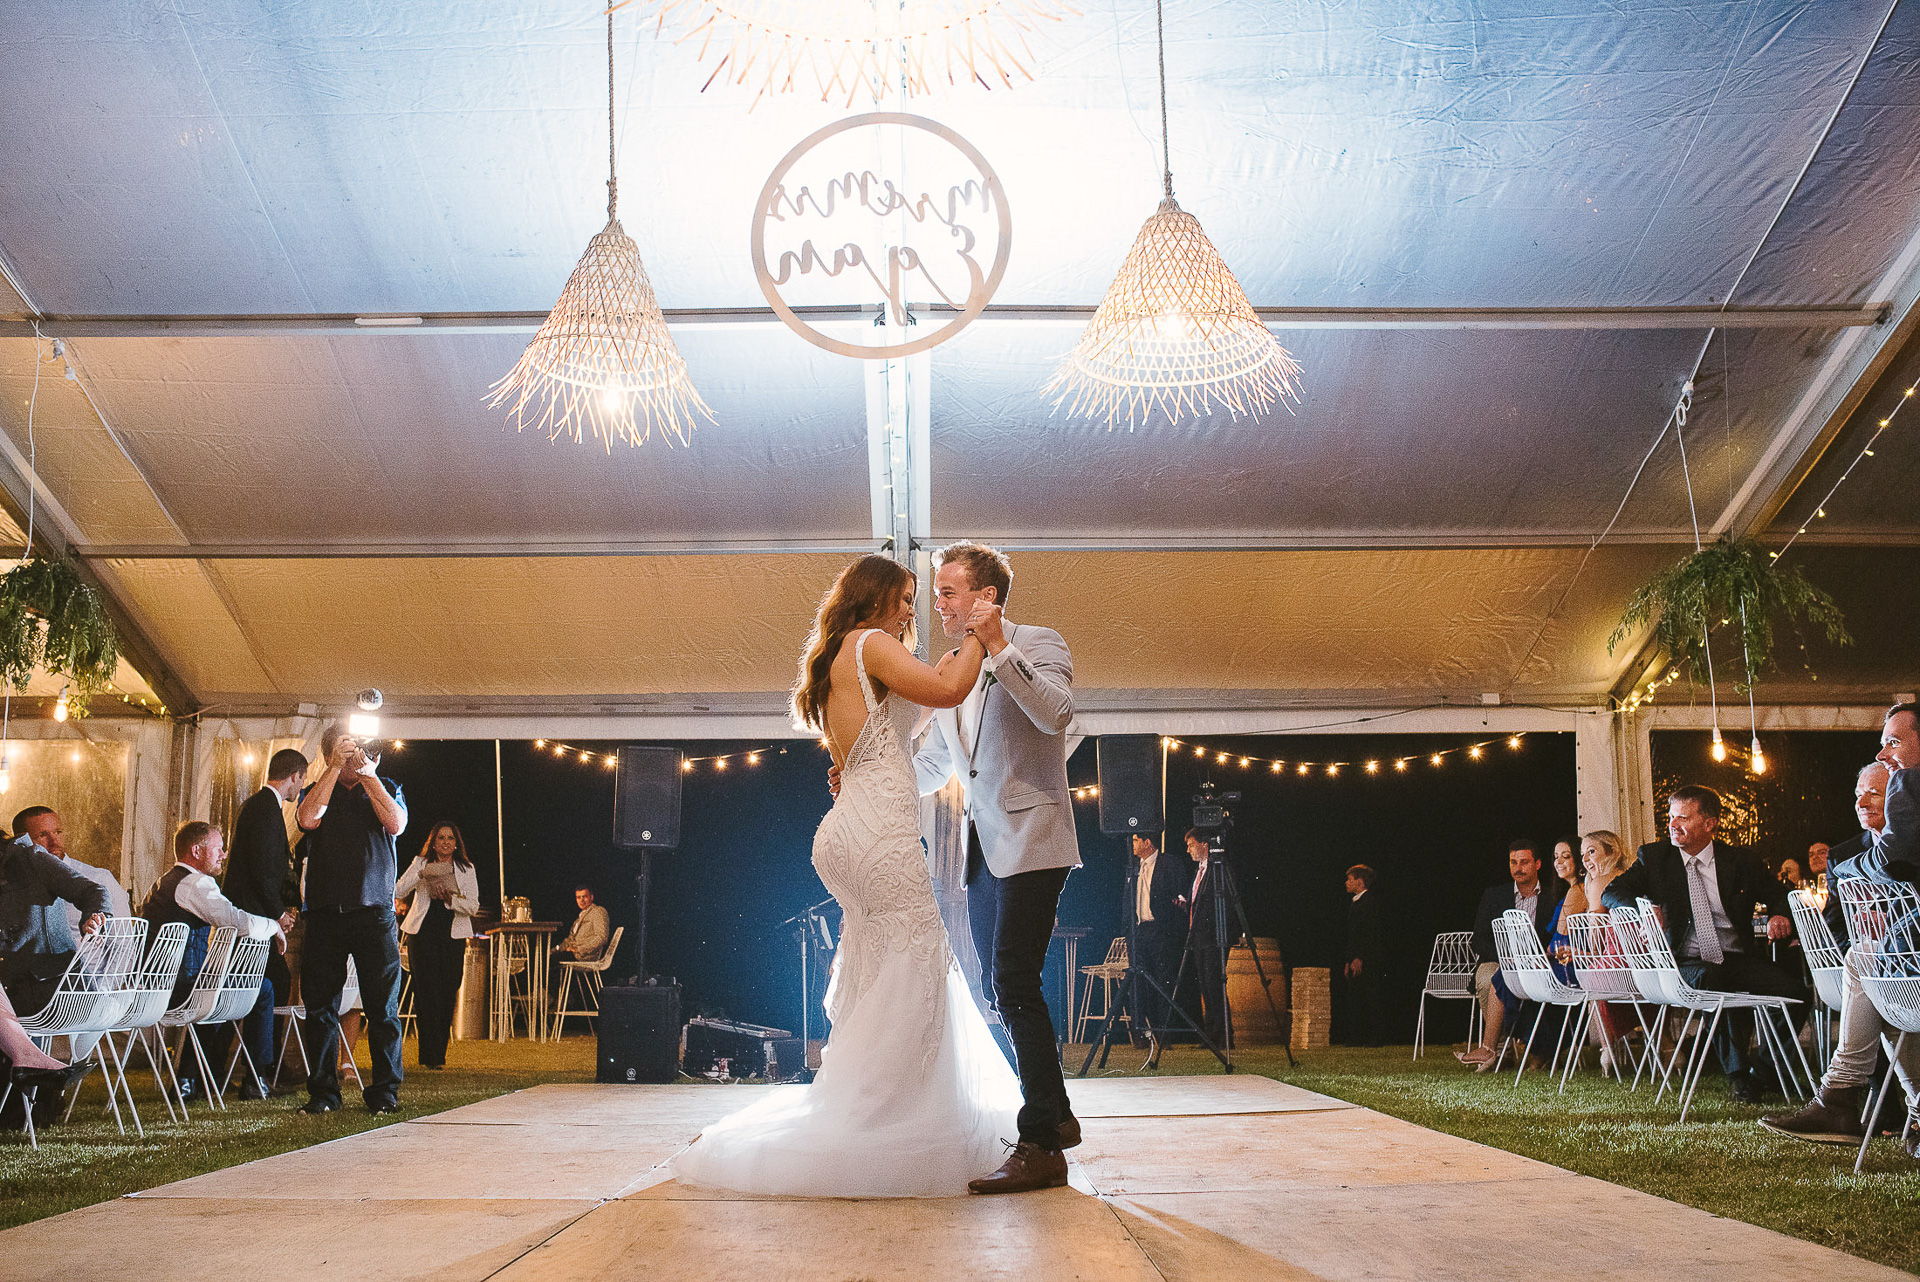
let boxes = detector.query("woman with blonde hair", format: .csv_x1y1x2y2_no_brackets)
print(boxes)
1581,829,1634,907
672,553,1021,1197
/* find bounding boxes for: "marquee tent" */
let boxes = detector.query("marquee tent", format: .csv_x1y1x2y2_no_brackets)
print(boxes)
2,1,1918,890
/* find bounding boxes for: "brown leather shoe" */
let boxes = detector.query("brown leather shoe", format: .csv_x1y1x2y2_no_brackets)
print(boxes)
1759,1084,1867,1144
968,1141,1068,1194
1056,1115,1083,1149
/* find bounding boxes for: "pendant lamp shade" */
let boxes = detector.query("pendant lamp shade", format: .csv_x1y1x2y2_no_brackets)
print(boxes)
1046,196,1303,426
490,216,710,449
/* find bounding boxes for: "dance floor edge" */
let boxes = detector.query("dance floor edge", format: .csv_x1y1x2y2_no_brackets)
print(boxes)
0,1076,1905,1281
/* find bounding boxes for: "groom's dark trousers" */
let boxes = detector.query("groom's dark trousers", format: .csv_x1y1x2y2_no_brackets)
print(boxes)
966,825,1073,1150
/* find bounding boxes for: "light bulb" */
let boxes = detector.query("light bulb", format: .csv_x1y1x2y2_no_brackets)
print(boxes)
1395,760,1408,771
715,757,727,770
1750,736,1767,775
1711,728,1727,762
535,739,545,748
1297,763,1309,775
0,757,10,794
1430,754,1442,766
1469,746,1482,760
1507,736,1521,749
1365,761,1379,774
599,383,626,414
1194,746,1204,757
52,688,69,722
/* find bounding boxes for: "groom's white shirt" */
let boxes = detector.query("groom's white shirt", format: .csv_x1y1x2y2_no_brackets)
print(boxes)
915,620,1081,879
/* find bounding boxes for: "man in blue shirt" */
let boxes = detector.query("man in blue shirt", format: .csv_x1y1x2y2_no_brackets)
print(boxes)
295,725,408,1114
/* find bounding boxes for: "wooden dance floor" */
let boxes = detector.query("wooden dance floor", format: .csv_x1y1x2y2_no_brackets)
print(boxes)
1,1075,1906,1280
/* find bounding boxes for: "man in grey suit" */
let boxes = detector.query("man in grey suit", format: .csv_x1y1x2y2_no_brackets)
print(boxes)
914,541,1083,1194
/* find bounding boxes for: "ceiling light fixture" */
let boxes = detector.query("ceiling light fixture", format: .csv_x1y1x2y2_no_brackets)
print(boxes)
1045,0,1302,426
640,0,1070,107
490,5,711,449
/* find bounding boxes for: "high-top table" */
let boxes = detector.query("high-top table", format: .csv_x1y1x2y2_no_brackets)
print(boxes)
1052,925,1091,1040
486,921,559,1041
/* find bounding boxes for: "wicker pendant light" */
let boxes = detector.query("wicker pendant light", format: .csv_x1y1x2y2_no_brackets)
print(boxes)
1046,0,1302,426
490,7,711,449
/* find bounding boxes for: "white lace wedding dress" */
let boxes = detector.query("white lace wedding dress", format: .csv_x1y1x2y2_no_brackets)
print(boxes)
669,630,1021,1197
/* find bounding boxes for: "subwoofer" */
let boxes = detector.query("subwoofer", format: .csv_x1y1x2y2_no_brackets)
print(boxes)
614,745,682,849
596,983,682,1084
1097,734,1163,835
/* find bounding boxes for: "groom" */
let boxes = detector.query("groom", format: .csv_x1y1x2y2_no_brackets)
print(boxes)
914,541,1083,1194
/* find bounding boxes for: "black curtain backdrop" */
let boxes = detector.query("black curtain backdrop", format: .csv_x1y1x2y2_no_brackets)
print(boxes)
1647,729,1883,870
376,731,1585,1047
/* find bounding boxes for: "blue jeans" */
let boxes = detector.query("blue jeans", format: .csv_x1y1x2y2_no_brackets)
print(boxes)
301,906,403,1108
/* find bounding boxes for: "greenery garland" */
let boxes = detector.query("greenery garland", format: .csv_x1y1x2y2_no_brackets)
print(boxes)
0,555,119,717
1608,535,1850,691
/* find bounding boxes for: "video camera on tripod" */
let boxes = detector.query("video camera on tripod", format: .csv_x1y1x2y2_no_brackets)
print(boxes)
1189,782,1238,837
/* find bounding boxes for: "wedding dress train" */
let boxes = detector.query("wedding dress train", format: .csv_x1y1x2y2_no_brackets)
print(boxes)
668,630,1020,1197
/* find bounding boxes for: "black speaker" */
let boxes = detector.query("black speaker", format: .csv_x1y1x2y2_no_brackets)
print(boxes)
596,983,682,1083
1098,734,1163,835
614,745,682,849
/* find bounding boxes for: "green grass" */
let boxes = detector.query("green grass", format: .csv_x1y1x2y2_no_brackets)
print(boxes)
1085,1041,1920,1273
0,1036,597,1231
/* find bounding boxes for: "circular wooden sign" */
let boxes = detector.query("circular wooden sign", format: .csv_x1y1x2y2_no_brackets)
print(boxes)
751,113,1012,360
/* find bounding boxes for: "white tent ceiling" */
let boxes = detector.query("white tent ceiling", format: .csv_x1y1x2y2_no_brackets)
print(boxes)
1,0,1917,727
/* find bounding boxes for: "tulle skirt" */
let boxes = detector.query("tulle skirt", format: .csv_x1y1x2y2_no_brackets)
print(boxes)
668,964,1020,1197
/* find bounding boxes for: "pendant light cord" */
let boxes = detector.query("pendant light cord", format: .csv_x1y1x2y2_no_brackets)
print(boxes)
606,5,619,220
1155,0,1172,200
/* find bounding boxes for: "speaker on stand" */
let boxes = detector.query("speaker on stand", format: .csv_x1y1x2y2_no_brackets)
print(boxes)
1097,734,1164,836
614,745,683,981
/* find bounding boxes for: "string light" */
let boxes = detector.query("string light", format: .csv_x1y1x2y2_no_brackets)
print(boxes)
1771,381,1919,566
682,759,694,772
1297,763,1309,775
1430,754,1443,766
1269,760,1282,773
1507,736,1521,749
1468,745,1482,760
1365,760,1378,774
51,687,69,723
392,740,405,750
1394,759,1408,771
1711,728,1728,762
1238,756,1249,768
1750,735,1768,775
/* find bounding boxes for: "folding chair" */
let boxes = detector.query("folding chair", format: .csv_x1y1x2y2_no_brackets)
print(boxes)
202,937,272,1107
1563,911,1662,1091
1071,935,1129,1045
153,926,237,1119
272,956,365,1093
1493,910,1587,1087
4,918,147,1147
551,926,624,1040
1786,887,1846,1071
1413,930,1480,1059
81,921,190,1135
1625,896,1812,1123
1837,879,1920,1173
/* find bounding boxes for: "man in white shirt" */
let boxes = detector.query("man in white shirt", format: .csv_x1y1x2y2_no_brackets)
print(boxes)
13,807,131,934
140,820,286,1099
1129,833,1186,1047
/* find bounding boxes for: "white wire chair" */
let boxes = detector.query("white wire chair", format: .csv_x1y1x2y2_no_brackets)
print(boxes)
1492,910,1588,1087
272,956,365,1093
8,917,148,1145
1563,910,1663,1091
1787,887,1847,1071
1412,930,1480,1059
1837,878,1920,1174
154,926,237,1118
1619,896,1812,1122
73,922,190,1136
1069,934,1129,1045
200,937,272,1108
551,925,624,1041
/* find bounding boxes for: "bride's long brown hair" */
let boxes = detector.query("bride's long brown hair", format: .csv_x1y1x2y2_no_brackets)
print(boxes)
792,554,916,733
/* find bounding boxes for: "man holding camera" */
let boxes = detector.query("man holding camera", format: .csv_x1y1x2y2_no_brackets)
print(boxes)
295,725,407,1115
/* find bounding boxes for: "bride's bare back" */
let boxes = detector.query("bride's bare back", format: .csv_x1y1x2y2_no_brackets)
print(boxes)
824,628,985,770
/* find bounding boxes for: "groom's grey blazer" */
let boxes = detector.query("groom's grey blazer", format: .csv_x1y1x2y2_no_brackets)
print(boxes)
913,621,1083,879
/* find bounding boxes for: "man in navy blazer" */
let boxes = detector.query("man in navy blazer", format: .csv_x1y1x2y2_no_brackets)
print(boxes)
1460,840,1555,1063
1126,832,1187,1046
1603,784,1802,1102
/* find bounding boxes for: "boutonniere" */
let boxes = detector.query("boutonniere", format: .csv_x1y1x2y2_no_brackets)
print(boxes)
982,669,999,694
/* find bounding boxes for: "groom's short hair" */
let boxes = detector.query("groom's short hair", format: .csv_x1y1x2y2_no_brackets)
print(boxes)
934,541,1013,606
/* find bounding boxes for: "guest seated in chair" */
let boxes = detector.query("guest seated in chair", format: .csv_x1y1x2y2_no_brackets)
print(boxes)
1602,784,1804,1103
396,822,479,1069
0,819,108,1017
1762,708,1920,1155
140,820,287,1100
552,885,611,993
1457,839,1553,1069
13,807,131,939
0,977,91,1129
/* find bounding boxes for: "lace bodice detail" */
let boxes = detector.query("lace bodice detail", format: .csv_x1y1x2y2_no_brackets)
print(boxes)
811,630,951,1068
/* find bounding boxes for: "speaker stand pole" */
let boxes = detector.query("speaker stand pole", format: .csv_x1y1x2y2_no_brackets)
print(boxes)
634,850,651,980
494,739,506,904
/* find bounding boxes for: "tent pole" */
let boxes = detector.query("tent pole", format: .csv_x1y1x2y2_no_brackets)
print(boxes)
503,736,510,905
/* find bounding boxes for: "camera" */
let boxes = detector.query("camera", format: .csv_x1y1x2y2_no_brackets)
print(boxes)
1191,782,1239,832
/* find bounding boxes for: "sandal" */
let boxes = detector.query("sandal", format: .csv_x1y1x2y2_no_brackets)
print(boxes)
1455,1047,1495,1066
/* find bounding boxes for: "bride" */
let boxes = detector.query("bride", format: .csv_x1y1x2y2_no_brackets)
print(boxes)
669,554,1023,1197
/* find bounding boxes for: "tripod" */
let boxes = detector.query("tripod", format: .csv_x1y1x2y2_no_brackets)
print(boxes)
778,897,836,1050
1176,849,1293,1070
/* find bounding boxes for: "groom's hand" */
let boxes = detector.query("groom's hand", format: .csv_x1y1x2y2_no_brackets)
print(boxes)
966,600,1007,654
827,763,842,798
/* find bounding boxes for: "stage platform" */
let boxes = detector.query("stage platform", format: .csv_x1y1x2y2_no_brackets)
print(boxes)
1,1074,1905,1280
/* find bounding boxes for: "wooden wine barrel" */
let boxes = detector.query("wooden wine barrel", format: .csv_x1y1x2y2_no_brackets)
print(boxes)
1225,937,1288,1043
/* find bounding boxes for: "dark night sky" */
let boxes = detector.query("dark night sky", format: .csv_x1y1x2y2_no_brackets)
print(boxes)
372,727,1873,1045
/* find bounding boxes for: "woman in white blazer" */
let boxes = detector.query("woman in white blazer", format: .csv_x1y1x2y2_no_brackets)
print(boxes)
395,822,481,1068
